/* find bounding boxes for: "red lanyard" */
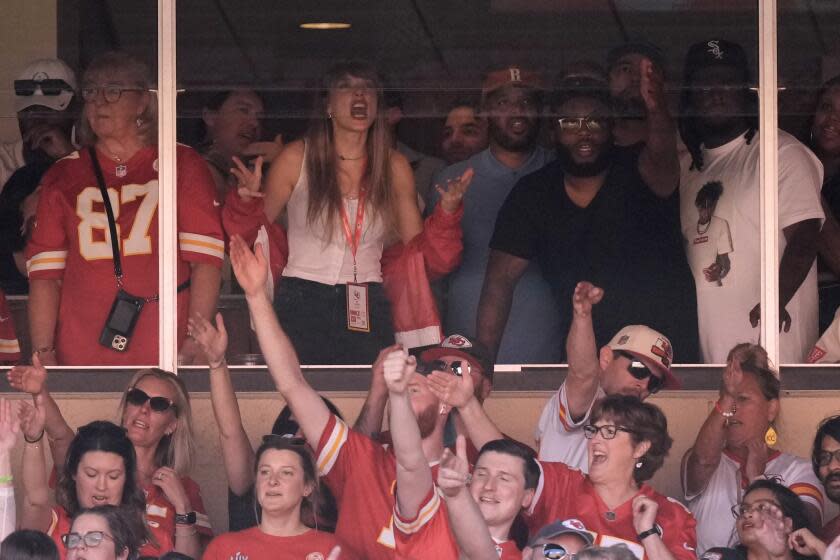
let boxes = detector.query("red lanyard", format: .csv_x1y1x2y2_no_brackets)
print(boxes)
340,189,367,283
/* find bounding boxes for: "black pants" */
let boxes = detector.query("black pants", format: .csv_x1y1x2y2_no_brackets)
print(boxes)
274,276,394,364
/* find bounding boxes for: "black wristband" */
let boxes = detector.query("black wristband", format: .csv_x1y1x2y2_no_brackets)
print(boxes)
174,511,197,525
638,524,662,541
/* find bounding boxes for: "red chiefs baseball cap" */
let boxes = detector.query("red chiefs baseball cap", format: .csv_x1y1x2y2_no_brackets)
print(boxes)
420,334,493,379
608,325,680,389
528,518,595,548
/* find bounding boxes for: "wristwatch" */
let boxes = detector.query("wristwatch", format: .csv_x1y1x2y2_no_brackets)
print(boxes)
174,511,197,525
638,524,662,541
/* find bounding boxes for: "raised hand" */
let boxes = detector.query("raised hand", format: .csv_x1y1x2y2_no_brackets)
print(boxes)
436,168,474,213
427,368,474,409
8,353,48,395
751,501,790,556
639,57,667,115
572,281,603,318
632,494,660,535
437,435,471,499
371,343,403,390
789,528,826,558
230,155,265,201
382,349,416,395
188,312,228,368
230,235,269,297
242,134,284,163
18,395,46,442
0,399,21,452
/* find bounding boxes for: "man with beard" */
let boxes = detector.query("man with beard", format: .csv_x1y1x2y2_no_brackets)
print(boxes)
433,67,563,364
478,68,698,361
228,234,456,560
678,39,823,363
812,416,840,542
607,42,668,148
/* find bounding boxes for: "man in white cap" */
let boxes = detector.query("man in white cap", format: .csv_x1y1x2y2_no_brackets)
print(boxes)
535,281,678,469
0,58,78,188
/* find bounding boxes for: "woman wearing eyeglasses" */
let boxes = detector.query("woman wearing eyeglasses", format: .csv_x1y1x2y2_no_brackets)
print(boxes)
9,364,211,558
699,479,821,560
25,49,223,367
63,505,143,560
449,389,697,560
203,438,351,560
682,343,824,554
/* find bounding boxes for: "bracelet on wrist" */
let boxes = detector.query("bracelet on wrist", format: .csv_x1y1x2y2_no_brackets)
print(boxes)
24,429,45,444
208,358,227,370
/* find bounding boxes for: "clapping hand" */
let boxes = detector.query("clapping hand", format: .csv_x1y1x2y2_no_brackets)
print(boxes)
0,399,20,453
428,366,474,409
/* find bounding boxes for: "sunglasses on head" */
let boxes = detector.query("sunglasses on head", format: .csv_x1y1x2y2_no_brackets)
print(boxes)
14,79,73,97
615,351,663,394
125,387,176,413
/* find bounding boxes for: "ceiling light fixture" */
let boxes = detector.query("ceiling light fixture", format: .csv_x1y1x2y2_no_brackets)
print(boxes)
299,22,351,30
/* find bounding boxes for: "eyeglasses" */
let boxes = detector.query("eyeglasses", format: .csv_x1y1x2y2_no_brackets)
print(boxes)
61,531,114,550
541,544,574,560
81,85,145,103
583,424,635,440
731,499,780,519
557,116,609,132
416,359,471,377
125,387,176,413
15,79,74,97
615,351,663,394
818,449,840,467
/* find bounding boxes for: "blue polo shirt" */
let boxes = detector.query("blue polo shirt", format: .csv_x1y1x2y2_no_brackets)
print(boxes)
433,146,562,364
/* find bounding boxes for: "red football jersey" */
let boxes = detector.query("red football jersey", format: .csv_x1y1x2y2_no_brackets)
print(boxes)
0,290,20,363
204,526,353,560
528,461,697,560
394,487,521,560
26,145,223,365
143,475,213,541
316,414,442,560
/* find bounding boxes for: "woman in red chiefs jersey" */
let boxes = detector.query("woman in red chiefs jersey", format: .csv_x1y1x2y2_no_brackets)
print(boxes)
203,437,350,560
25,50,223,366
431,369,698,560
9,364,211,558
17,420,153,559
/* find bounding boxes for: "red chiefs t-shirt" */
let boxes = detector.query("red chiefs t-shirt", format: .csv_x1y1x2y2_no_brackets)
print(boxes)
25,145,224,365
204,526,352,560
143,475,213,541
528,461,697,560
0,290,20,363
316,414,441,560
394,487,520,560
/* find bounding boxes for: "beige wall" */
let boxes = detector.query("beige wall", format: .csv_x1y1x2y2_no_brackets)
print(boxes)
4,390,840,535
0,0,57,142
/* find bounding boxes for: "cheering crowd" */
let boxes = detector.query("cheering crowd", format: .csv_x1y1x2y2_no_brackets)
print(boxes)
0,31,840,560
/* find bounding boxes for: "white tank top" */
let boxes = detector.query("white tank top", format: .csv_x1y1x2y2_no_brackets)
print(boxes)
282,149,387,285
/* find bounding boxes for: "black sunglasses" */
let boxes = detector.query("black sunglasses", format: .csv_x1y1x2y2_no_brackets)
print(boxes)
415,359,470,377
125,387,176,413
541,543,574,559
14,79,73,97
615,351,663,394
262,433,306,446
